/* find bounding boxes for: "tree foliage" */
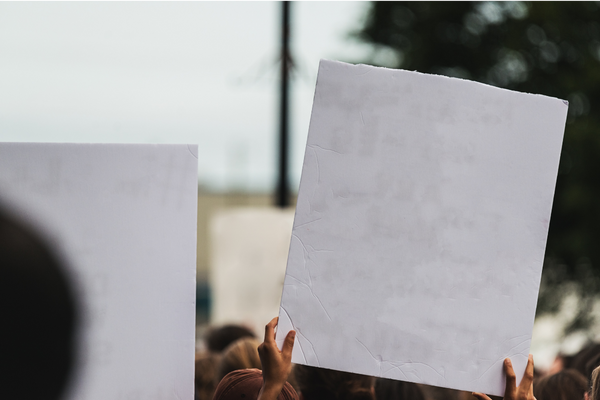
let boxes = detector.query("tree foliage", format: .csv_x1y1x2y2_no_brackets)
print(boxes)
355,2,600,329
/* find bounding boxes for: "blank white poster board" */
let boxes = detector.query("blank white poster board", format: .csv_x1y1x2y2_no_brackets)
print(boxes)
0,143,198,400
276,60,568,396
210,208,294,335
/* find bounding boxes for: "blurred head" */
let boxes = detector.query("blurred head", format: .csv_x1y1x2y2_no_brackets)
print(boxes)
374,377,425,400
195,352,221,400
213,369,298,400
0,209,78,400
572,344,600,378
293,364,374,400
206,324,256,353
533,369,587,400
549,353,575,375
217,337,262,382
418,383,464,400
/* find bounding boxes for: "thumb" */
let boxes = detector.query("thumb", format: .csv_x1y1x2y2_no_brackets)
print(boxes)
472,393,492,400
282,330,296,357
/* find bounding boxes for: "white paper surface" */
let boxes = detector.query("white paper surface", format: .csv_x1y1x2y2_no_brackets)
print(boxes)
210,208,294,335
276,60,568,395
0,143,198,400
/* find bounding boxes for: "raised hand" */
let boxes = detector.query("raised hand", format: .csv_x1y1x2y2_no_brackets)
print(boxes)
257,317,296,400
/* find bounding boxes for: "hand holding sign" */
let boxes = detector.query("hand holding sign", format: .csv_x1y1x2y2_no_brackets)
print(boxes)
276,60,568,395
258,317,296,400
473,355,536,400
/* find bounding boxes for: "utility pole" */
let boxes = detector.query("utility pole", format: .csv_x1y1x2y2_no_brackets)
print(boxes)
275,1,291,208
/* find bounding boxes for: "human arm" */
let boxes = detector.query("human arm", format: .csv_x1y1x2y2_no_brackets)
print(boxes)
257,317,296,400
472,354,535,400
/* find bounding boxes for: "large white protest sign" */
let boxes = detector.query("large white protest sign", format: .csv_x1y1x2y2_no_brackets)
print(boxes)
276,60,568,395
0,143,198,400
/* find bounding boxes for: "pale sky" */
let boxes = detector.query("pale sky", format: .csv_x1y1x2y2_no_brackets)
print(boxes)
0,1,374,192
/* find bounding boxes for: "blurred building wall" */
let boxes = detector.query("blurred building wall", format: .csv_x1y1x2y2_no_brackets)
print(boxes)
195,191,297,326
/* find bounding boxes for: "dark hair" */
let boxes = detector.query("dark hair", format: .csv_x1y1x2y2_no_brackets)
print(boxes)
572,343,600,378
374,377,425,400
206,325,256,353
293,364,374,400
555,353,576,371
533,369,587,400
0,210,78,400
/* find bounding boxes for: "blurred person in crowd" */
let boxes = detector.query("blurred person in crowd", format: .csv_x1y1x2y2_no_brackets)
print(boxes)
549,353,576,375
293,364,375,400
213,369,298,400
420,383,470,400
374,377,426,400
195,352,220,400
571,344,600,376
206,324,256,352
217,336,262,382
533,369,587,400
213,317,297,400
0,208,78,400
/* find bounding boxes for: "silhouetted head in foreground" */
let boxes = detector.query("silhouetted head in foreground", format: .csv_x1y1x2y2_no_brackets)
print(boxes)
0,209,78,400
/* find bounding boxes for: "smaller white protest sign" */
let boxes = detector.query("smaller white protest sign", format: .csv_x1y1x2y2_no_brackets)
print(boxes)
276,60,568,395
210,208,294,336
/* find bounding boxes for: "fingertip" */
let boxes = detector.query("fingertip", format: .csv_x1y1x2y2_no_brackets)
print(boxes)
266,317,278,331
282,330,296,354
285,330,296,344
504,357,516,386
264,317,279,341
526,354,535,372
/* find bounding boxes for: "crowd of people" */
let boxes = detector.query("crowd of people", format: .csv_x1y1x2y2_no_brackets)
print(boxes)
197,319,600,400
